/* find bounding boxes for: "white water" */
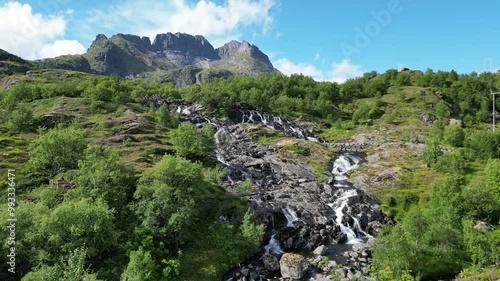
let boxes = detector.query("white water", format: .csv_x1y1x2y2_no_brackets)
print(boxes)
264,234,284,257
282,208,299,227
242,110,267,125
214,129,231,167
328,189,363,244
332,154,360,181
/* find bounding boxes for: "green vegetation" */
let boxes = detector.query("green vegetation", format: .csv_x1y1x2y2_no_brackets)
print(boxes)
0,66,499,281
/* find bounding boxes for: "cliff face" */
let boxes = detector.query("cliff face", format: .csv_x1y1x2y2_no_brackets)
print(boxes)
32,32,277,85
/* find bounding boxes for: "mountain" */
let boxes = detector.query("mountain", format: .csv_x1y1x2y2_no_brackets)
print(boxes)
33,32,277,86
0,49,33,77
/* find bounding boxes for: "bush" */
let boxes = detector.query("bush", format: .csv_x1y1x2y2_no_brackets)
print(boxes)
27,125,87,178
423,139,443,166
170,123,215,161
444,124,465,147
464,130,500,160
153,104,179,129
75,146,135,211
435,150,466,174
6,105,36,133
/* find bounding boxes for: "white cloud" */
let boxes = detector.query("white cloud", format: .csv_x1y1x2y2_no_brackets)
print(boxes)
273,57,363,83
83,0,276,44
327,59,364,83
0,2,85,59
39,40,86,59
273,58,324,81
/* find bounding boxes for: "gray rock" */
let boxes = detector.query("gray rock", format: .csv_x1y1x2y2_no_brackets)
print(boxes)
262,254,280,272
280,253,309,279
313,245,327,256
474,221,495,232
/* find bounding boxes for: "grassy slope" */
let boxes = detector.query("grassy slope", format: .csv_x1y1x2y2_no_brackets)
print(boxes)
1,74,497,280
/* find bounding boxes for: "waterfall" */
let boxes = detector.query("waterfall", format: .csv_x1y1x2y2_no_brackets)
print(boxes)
214,129,231,167
332,154,361,181
282,208,299,227
328,189,363,244
264,234,284,257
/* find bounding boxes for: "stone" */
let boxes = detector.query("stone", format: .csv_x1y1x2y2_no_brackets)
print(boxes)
39,113,74,127
49,177,76,193
279,253,309,279
263,254,280,272
474,221,494,232
313,245,327,256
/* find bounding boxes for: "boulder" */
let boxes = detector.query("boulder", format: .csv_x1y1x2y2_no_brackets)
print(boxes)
39,113,74,127
474,221,494,232
313,245,327,256
262,254,280,272
279,253,309,279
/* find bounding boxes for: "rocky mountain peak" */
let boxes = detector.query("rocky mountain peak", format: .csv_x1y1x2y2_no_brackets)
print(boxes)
217,40,272,66
151,32,218,59
93,34,109,44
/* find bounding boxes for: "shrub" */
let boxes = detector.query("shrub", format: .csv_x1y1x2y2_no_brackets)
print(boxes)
170,123,215,161
27,125,87,178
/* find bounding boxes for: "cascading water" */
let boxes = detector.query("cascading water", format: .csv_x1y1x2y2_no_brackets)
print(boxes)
332,154,360,181
264,234,284,257
214,128,231,167
328,189,363,244
282,208,299,227
329,153,368,244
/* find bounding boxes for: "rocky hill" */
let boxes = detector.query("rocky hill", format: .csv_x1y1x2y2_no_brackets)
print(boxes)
0,49,33,77
33,32,277,86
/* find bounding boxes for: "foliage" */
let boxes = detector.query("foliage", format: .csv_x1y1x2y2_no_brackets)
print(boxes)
464,130,500,160
444,124,465,147
170,123,215,161
133,155,206,246
435,149,466,174
27,124,87,179
422,139,443,166
372,174,500,280
151,104,179,129
22,248,101,281
235,178,253,194
6,105,36,134
74,146,135,211
121,247,167,281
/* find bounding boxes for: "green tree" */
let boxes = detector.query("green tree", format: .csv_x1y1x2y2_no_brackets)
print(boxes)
43,198,117,261
423,139,443,166
371,225,417,280
27,125,87,178
153,104,179,128
394,72,412,87
22,248,101,281
133,155,206,247
6,105,35,133
435,150,466,174
75,146,135,211
443,124,465,147
239,209,265,254
464,130,500,160
121,247,160,281
462,219,499,267
170,123,215,160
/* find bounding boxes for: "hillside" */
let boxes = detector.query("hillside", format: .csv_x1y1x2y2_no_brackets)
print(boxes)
32,32,277,86
0,49,33,77
0,68,499,281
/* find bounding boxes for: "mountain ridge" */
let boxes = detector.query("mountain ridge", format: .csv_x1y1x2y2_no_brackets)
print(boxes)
29,32,277,86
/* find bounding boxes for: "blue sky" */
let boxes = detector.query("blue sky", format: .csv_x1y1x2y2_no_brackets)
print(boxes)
1,0,499,82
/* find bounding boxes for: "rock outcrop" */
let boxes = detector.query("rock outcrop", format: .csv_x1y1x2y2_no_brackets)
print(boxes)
280,253,309,279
